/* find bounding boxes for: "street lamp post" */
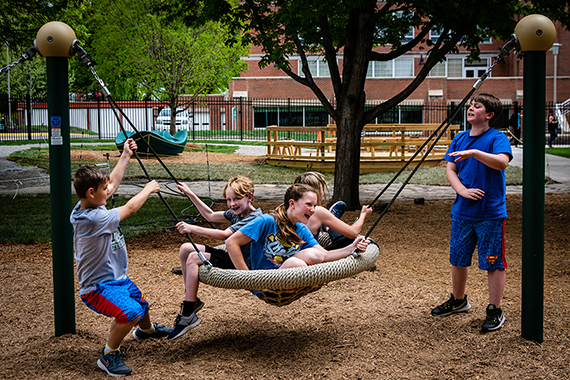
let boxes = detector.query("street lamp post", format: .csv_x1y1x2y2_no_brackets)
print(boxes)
551,42,561,108
5,42,12,127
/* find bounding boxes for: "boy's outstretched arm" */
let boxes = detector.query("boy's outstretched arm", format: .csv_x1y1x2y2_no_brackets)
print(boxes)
175,221,234,240
176,182,227,223
447,149,510,170
118,180,160,221
108,138,137,197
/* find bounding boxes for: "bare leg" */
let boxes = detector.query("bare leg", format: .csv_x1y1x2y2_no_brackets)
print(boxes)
280,256,308,269
184,248,210,302
488,269,506,307
108,315,141,349
451,265,469,300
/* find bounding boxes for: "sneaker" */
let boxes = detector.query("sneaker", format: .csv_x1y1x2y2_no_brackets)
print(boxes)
329,201,347,219
194,298,205,313
97,349,132,377
172,266,182,275
132,322,173,340
481,304,506,332
431,294,471,316
167,312,202,341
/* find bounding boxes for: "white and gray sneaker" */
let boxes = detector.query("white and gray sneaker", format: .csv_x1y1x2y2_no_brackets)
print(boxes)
167,312,201,341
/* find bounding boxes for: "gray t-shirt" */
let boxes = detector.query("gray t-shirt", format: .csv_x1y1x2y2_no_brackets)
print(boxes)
70,202,127,295
223,207,262,267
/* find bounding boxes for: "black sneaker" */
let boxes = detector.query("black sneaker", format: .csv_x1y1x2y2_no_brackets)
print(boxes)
167,312,201,341
194,298,205,313
97,348,132,377
132,322,173,340
481,304,506,332
172,266,182,275
431,294,471,316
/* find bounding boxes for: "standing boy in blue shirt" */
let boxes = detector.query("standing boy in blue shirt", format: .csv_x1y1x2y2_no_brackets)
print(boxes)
431,93,512,333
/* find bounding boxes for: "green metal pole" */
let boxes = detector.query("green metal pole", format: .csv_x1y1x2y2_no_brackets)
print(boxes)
47,56,76,336
521,50,545,343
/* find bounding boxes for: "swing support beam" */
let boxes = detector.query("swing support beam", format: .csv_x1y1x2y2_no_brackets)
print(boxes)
36,21,78,336
516,14,557,343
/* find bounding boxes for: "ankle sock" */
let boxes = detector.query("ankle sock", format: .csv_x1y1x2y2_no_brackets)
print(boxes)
139,324,155,334
182,300,196,316
104,343,119,354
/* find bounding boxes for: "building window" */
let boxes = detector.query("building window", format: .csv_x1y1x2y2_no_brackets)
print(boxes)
430,27,442,44
394,59,414,77
299,59,331,77
464,58,489,78
402,26,414,44
367,59,413,77
367,104,423,124
253,105,328,128
447,58,463,78
429,56,491,78
430,61,446,77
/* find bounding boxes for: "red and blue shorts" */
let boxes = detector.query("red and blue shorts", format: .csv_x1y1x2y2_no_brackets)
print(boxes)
450,216,507,271
81,277,148,324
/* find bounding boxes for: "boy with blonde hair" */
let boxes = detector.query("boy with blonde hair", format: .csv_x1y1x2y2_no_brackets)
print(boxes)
168,175,261,340
70,139,171,377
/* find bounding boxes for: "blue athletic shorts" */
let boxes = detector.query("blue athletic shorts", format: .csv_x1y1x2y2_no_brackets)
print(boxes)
81,277,148,324
450,216,507,270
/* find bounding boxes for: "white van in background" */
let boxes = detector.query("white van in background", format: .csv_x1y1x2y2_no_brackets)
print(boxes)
155,107,190,131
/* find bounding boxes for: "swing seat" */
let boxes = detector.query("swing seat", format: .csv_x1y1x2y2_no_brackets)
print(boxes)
198,241,380,306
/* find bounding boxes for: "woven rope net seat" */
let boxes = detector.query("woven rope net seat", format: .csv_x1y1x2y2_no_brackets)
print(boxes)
198,241,380,306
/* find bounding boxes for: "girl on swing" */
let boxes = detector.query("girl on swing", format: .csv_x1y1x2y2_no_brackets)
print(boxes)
294,172,373,250
225,183,370,271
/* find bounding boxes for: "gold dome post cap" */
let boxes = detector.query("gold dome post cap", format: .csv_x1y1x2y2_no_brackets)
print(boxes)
514,14,556,52
36,21,77,57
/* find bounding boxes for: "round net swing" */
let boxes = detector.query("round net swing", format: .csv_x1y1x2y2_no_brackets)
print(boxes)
198,236,380,307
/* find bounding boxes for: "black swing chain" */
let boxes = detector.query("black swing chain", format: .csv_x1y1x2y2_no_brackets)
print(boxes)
71,41,214,269
352,35,519,258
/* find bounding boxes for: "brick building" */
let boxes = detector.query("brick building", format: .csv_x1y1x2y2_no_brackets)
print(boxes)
229,21,570,130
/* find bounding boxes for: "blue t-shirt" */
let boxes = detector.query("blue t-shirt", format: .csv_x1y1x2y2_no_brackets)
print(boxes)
444,127,513,220
223,207,262,268
239,214,319,270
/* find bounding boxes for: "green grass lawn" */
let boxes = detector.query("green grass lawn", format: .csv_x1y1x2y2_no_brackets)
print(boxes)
545,147,570,158
0,142,535,244
0,194,207,244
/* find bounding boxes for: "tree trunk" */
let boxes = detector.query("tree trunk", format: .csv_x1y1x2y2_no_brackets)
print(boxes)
332,113,364,210
169,101,177,136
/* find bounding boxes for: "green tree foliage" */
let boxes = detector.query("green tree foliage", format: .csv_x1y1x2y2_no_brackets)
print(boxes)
0,0,62,49
90,0,249,134
186,0,568,207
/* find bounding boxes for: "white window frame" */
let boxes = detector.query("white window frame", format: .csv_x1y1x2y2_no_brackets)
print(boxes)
367,58,414,78
463,57,490,78
298,58,331,77
430,27,442,44
429,56,491,78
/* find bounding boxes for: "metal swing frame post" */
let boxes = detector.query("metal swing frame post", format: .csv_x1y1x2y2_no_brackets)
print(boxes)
36,21,78,336
47,56,75,336
515,14,557,343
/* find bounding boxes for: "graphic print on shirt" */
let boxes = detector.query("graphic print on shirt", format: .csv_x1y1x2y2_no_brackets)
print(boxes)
264,233,299,268
111,230,126,252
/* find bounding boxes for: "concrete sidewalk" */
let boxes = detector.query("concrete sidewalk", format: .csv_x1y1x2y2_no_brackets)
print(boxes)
1,143,569,201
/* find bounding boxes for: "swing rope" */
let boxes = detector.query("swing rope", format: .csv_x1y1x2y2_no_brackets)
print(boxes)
352,35,519,257
73,42,214,268
64,37,518,303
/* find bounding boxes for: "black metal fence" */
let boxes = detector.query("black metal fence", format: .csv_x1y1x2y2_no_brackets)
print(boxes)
0,96,567,146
